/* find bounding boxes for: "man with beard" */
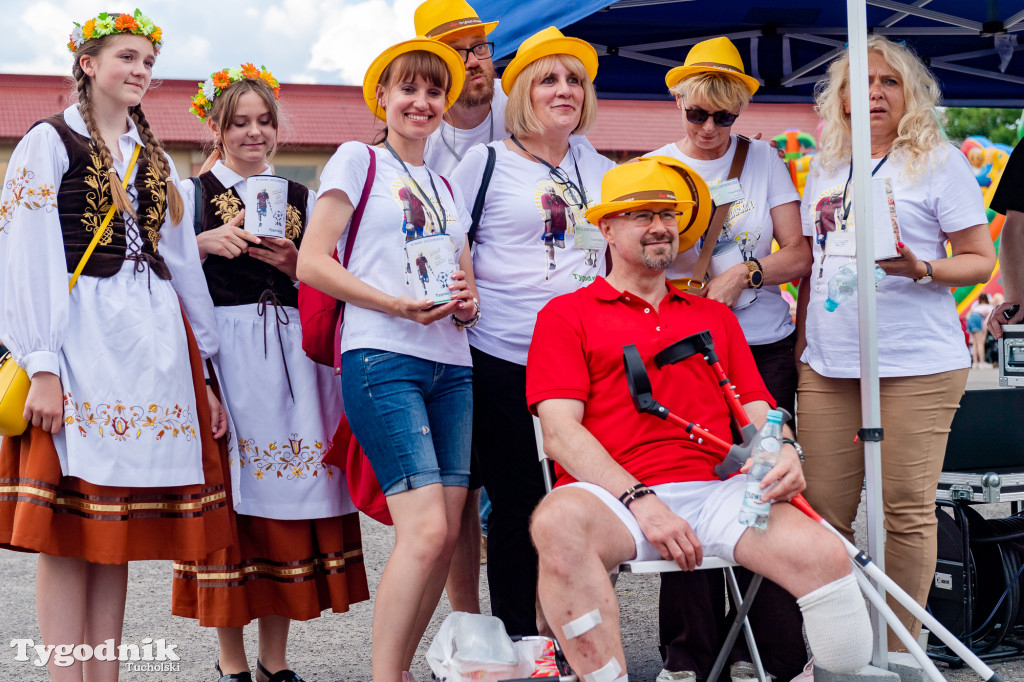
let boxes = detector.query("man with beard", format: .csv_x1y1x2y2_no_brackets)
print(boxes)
525,158,872,681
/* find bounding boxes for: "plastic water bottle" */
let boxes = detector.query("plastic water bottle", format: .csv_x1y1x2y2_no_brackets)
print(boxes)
823,261,886,311
738,409,785,529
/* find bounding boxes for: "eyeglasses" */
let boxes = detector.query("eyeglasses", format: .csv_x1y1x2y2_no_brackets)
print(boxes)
453,42,495,63
616,210,684,227
684,107,739,128
547,167,588,209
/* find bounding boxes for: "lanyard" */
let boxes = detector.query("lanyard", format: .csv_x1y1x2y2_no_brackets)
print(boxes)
382,140,448,233
441,110,494,164
840,153,889,224
509,136,590,208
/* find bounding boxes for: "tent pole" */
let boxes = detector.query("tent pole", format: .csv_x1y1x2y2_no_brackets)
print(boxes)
846,0,889,669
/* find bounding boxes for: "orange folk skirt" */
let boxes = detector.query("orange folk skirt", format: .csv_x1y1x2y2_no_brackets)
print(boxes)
171,511,370,627
0,313,233,564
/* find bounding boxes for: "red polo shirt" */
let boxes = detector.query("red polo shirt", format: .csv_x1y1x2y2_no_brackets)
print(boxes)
526,277,773,487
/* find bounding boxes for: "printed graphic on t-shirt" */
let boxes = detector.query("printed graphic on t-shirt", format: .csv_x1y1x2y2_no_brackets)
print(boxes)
707,177,759,260
534,180,598,279
808,182,848,282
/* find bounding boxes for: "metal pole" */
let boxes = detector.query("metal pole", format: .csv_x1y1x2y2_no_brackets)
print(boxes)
845,0,888,668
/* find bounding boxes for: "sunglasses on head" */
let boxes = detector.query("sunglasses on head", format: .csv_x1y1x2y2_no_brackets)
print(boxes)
684,107,739,128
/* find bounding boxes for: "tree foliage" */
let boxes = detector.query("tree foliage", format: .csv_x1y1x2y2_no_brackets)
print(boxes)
943,107,1022,146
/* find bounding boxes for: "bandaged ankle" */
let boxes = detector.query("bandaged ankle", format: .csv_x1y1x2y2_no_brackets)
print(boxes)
797,573,872,673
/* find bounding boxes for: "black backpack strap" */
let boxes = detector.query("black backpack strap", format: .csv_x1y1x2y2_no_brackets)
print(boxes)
190,176,203,235
469,145,497,245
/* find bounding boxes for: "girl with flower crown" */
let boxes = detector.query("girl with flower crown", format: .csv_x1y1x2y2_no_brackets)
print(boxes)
297,38,477,682
170,64,369,682
0,9,231,681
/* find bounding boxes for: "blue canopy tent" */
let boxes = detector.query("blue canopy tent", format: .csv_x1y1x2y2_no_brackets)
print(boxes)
487,0,1024,105
481,0,1024,675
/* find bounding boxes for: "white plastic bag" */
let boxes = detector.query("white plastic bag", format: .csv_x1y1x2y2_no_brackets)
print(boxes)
426,612,531,681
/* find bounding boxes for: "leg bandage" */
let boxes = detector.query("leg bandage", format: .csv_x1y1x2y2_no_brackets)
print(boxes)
583,657,622,682
797,573,872,673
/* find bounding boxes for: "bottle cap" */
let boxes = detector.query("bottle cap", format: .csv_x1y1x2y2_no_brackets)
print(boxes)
766,409,783,423
823,298,838,312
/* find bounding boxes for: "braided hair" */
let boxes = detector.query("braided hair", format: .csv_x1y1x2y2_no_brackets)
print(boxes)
199,77,280,175
72,35,184,224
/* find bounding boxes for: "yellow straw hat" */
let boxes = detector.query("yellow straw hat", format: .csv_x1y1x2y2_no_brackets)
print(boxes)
362,38,466,122
664,36,760,95
501,26,598,95
414,0,498,40
585,156,713,252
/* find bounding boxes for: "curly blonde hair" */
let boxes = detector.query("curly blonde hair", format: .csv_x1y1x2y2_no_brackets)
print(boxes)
814,35,945,178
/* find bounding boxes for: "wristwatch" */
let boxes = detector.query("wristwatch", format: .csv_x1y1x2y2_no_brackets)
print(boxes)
781,438,804,462
914,260,933,285
744,260,764,289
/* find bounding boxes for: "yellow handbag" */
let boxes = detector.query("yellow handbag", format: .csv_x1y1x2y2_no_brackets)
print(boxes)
0,144,141,437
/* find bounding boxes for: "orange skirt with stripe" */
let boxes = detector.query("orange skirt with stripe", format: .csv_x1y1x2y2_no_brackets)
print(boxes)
171,512,370,626
0,314,233,564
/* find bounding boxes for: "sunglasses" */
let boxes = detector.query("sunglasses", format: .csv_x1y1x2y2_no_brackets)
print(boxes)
547,168,588,209
684,107,739,128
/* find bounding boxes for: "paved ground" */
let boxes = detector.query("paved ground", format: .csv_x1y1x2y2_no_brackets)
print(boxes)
1,365,1022,681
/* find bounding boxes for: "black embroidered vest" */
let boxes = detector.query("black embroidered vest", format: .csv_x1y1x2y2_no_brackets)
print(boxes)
198,172,308,307
35,113,171,280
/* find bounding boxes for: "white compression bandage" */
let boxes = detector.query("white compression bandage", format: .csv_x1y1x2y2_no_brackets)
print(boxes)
797,573,872,673
563,609,603,639
583,657,622,682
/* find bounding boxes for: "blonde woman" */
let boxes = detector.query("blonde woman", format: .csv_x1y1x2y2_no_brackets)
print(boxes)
450,26,614,637
797,34,995,650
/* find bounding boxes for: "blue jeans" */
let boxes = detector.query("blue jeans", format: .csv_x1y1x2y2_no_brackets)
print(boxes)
341,349,472,495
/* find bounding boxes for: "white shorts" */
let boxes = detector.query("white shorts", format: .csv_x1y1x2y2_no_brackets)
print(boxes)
564,475,750,563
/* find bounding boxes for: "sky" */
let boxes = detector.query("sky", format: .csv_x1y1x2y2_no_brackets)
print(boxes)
0,0,428,86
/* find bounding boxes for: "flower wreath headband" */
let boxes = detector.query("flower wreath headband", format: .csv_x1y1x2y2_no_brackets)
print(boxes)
68,9,163,54
190,64,281,122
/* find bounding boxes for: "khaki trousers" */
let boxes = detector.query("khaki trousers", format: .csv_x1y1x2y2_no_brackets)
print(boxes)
796,363,968,650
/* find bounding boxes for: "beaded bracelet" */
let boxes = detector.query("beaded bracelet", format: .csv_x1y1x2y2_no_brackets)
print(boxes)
623,488,657,509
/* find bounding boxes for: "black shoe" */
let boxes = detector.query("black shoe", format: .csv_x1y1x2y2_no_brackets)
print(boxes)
256,660,304,682
216,661,254,682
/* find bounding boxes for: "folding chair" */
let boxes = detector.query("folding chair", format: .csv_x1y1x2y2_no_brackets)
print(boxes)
532,416,769,682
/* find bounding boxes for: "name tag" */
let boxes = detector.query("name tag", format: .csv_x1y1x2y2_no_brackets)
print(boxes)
709,178,744,204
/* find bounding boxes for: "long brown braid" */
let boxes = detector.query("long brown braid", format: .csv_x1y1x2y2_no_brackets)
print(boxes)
72,47,136,218
129,104,184,224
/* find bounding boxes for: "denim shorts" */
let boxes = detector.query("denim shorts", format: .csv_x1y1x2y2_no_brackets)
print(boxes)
341,349,473,496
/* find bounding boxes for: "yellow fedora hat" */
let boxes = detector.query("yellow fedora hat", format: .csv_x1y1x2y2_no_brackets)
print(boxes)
501,26,599,95
664,36,760,95
585,156,713,252
414,0,498,40
362,38,466,121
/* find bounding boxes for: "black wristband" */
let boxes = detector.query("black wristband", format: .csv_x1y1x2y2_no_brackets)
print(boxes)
618,483,647,504
623,488,657,509
204,377,212,385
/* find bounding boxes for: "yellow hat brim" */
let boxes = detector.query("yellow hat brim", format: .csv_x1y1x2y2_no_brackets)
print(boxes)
501,35,599,95
665,64,760,95
363,38,466,121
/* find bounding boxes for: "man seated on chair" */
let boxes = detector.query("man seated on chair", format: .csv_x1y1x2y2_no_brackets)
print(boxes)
526,157,873,681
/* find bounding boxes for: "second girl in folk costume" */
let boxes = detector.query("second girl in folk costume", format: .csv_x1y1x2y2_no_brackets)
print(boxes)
171,66,368,682
0,10,231,681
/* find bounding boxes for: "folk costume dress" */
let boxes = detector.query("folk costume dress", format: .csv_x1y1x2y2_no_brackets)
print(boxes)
0,104,231,563
171,162,368,626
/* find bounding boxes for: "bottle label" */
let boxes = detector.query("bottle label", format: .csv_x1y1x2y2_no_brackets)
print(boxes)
759,437,780,452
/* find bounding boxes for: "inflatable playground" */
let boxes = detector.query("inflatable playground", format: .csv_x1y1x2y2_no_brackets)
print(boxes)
771,127,1019,316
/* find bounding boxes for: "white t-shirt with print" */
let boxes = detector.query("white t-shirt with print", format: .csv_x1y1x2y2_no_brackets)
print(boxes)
318,141,472,367
451,139,616,365
799,144,986,378
647,137,801,346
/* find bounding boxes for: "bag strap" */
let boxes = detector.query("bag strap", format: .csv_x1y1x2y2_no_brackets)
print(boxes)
439,175,454,200
685,136,750,295
190,176,203,235
69,143,141,292
340,145,378,269
468,145,497,245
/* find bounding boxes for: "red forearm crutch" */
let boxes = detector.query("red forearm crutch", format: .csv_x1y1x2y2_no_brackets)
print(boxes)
622,333,1004,682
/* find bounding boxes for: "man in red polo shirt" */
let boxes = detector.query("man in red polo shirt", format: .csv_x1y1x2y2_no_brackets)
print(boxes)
526,158,871,681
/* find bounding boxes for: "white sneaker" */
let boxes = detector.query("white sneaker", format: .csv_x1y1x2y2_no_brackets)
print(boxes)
730,661,758,682
656,670,696,682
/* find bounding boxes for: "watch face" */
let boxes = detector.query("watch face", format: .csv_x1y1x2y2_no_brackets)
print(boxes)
749,269,763,288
